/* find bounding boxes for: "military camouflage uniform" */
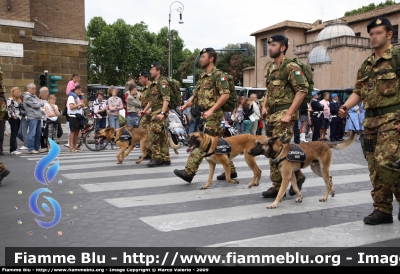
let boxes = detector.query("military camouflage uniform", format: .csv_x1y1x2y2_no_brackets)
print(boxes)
185,67,237,176
140,84,152,156
265,59,308,190
353,44,400,214
148,77,170,161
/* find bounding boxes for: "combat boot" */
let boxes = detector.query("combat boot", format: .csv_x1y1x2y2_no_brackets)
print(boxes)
0,168,10,184
289,175,306,196
217,172,238,180
174,169,194,183
262,187,286,198
147,159,163,167
363,210,393,225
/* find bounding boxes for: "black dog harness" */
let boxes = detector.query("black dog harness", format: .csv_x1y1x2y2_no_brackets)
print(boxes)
113,128,133,146
272,144,307,169
203,138,232,158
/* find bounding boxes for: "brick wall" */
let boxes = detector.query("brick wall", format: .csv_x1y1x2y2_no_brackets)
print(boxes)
30,0,85,40
33,41,87,111
0,26,34,95
0,0,31,22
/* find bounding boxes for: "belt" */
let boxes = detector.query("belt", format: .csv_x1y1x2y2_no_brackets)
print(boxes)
269,104,292,114
365,104,400,118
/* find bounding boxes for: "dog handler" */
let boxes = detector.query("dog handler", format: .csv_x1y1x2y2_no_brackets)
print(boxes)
174,48,237,183
138,71,152,160
260,35,308,199
339,17,400,225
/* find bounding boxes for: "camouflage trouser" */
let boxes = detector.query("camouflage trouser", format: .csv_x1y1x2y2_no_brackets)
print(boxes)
149,111,170,161
185,110,236,176
364,121,400,214
268,120,304,190
140,114,152,156
0,161,4,171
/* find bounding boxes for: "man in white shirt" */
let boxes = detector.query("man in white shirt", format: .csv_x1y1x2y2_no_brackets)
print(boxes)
67,85,85,152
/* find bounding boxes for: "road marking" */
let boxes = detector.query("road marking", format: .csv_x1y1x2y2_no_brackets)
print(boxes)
139,190,372,232
205,217,400,247
81,173,370,193
104,174,370,208
62,163,365,179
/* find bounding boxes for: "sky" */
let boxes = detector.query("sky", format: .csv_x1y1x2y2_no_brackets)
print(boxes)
85,0,390,52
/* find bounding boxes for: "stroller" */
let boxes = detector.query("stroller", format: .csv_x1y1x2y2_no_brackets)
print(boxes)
167,110,189,146
221,112,237,137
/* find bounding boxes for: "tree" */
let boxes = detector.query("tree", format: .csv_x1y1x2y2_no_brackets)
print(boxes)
344,0,396,16
86,18,187,85
177,48,201,80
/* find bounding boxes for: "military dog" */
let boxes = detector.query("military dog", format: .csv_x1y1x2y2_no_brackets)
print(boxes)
186,132,262,189
248,131,356,209
99,127,181,164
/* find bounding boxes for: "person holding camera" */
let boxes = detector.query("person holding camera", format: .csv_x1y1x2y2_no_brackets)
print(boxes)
6,87,23,155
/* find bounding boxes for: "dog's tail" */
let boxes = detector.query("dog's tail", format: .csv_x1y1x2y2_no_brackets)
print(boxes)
166,130,182,152
329,131,356,150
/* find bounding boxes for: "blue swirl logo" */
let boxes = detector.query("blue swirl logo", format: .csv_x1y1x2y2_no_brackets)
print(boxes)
29,139,62,229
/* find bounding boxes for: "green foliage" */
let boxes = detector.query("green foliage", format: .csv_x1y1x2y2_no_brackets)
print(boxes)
344,0,396,16
177,48,201,80
86,18,189,86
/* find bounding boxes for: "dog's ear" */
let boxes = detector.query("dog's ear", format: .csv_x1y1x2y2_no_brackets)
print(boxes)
268,136,280,145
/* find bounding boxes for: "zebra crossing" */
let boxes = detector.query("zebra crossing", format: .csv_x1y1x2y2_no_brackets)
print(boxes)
20,147,400,248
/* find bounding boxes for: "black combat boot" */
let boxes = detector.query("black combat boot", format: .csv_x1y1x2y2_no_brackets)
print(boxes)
139,155,152,160
289,175,306,196
0,168,10,184
363,210,393,225
162,160,171,166
147,159,163,167
217,172,238,180
262,187,286,198
174,169,194,183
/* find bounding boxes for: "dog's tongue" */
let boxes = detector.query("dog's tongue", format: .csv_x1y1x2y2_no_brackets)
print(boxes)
187,145,195,153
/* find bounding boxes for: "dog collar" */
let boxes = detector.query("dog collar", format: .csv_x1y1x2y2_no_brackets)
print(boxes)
272,145,286,165
203,139,215,158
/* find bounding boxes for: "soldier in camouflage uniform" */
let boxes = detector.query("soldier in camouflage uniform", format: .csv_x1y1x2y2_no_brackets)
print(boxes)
174,48,237,183
140,62,171,167
138,71,152,160
260,35,308,198
339,17,400,225
0,67,11,184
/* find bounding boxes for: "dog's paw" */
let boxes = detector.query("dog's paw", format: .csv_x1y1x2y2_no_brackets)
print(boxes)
319,198,327,202
135,161,141,164
330,190,335,197
247,184,253,188
200,185,209,190
233,180,239,184
117,162,122,164
266,204,277,209
295,197,303,203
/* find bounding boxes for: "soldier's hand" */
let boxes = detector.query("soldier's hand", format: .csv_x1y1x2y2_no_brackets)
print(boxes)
156,114,164,120
338,107,347,119
397,123,400,132
145,110,151,115
280,114,291,124
262,107,268,116
203,110,213,119
138,111,143,117
180,105,186,112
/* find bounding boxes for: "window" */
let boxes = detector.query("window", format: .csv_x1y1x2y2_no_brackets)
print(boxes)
392,25,399,44
262,39,268,56
355,32,361,37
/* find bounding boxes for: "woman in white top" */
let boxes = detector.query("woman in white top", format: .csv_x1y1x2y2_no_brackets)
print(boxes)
249,94,261,135
39,88,49,153
67,85,85,153
43,94,60,148
6,87,23,155
107,86,124,149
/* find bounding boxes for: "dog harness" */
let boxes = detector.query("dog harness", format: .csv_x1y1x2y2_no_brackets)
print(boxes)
203,138,232,158
272,144,307,169
113,128,133,146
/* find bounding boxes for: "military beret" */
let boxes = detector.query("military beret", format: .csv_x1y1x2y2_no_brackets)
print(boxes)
331,93,338,98
150,62,161,68
367,17,392,33
139,71,149,77
268,35,288,45
200,48,216,55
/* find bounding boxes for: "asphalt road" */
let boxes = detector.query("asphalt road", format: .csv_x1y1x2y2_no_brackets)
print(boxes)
0,135,399,266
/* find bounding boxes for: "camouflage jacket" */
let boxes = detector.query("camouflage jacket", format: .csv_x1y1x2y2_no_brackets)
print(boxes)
149,77,170,111
192,67,230,111
265,58,308,123
353,44,400,129
140,84,151,109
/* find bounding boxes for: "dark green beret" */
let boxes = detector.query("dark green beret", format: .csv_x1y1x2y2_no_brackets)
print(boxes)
150,62,161,68
268,35,289,46
200,48,216,55
139,71,149,77
367,17,392,33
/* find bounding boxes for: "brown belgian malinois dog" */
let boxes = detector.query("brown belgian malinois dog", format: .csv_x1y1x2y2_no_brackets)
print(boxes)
99,127,181,164
248,131,356,209
186,132,263,189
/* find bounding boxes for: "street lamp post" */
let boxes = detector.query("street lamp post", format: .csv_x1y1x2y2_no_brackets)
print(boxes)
168,1,184,78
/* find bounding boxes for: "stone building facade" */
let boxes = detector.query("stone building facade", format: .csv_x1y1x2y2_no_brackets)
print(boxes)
244,4,400,89
0,0,87,108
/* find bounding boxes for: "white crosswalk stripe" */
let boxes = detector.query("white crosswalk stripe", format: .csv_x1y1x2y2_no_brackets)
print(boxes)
20,145,393,248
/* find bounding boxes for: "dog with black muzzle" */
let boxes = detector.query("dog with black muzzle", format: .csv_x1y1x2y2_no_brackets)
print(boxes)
185,132,263,189
248,131,356,209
